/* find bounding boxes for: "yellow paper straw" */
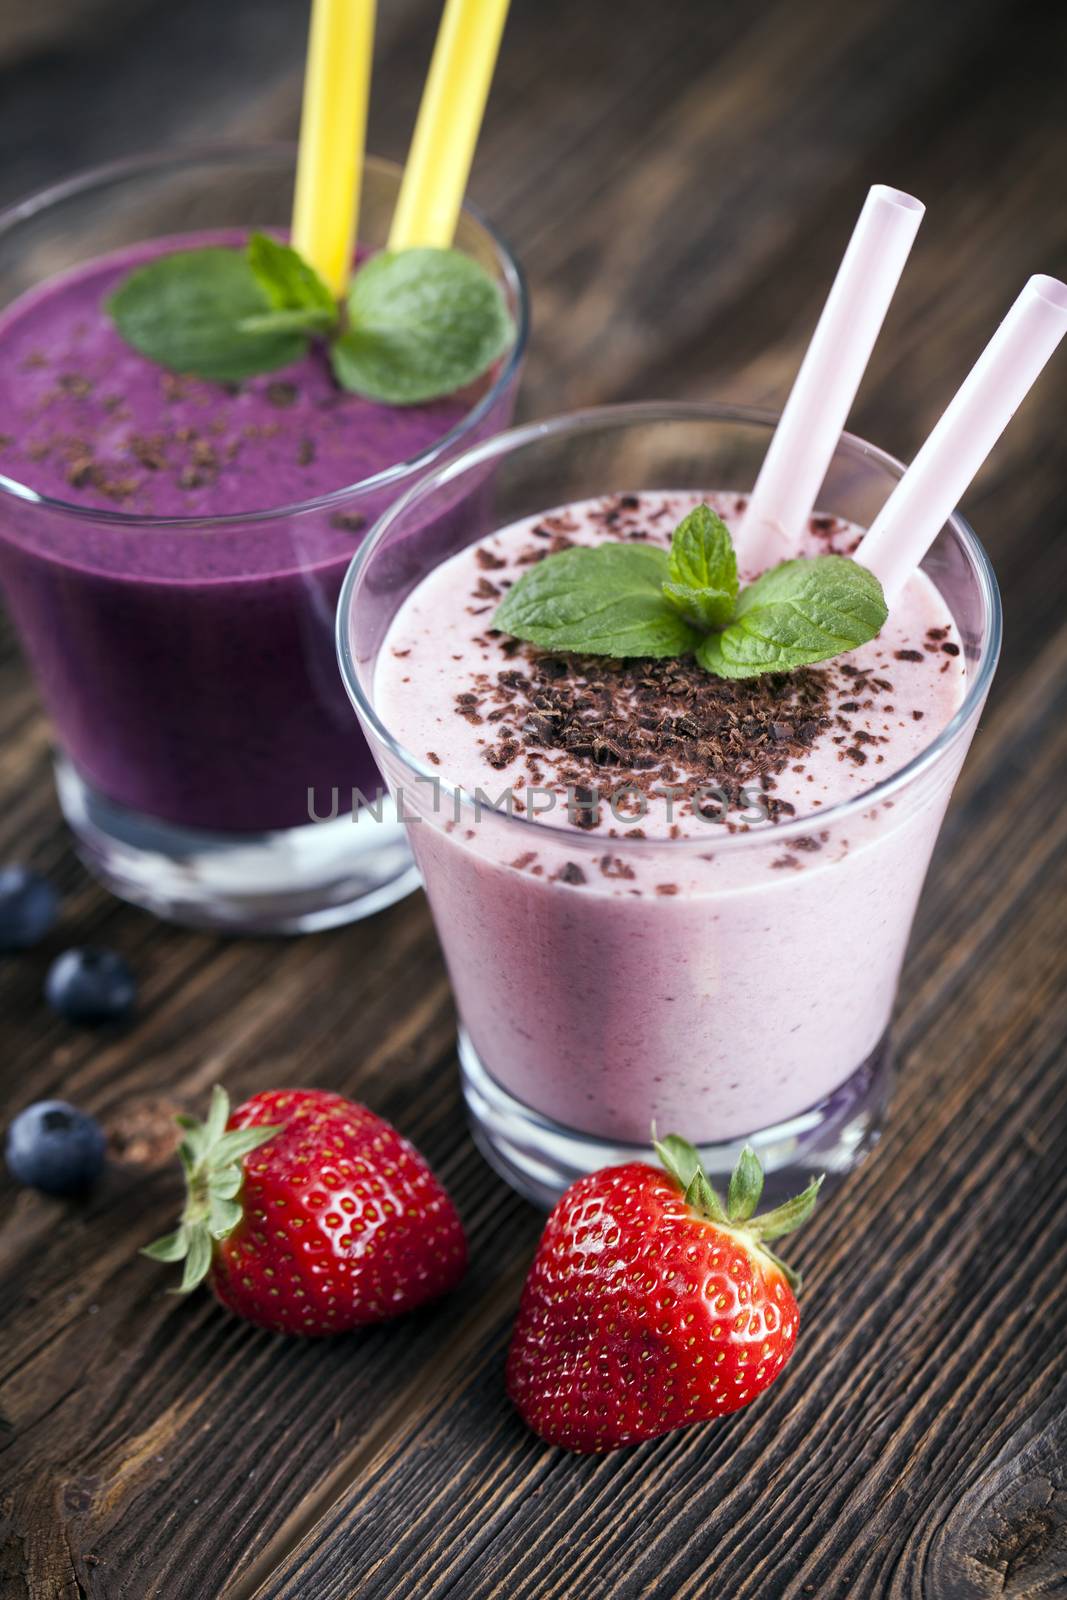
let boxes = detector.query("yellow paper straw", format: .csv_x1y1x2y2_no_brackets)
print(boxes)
291,0,376,298
388,0,510,251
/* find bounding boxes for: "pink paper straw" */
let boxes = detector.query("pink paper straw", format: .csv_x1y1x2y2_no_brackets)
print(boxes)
857,275,1067,603
736,185,924,572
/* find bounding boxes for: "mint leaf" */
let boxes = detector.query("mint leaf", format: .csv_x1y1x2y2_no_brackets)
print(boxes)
492,543,699,658
245,233,337,335
331,247,514,405
663,503,738,630
107,249,308,382
696,555,887,679
487,510,887,679
663,578,736,632
237,308,337,337
669,505,737,593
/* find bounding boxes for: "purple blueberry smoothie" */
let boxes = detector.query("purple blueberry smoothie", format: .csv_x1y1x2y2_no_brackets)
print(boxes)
0,232,509,834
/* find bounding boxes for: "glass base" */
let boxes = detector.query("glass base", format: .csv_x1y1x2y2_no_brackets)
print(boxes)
54,754,421,935
460,1026,893,1209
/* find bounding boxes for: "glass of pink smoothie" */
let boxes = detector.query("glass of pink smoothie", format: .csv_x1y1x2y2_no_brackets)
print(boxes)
0,148,527,932
337,404,1000,1205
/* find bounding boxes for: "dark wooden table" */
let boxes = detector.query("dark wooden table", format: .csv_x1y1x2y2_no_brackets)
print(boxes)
2,1,1066,1596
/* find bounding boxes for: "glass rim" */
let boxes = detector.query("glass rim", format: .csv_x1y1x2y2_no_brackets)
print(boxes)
336,398,1003,853
0,143,529,530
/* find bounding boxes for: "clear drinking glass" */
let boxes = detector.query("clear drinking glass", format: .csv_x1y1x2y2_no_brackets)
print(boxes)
0,147,527,932
337,403,1001,1205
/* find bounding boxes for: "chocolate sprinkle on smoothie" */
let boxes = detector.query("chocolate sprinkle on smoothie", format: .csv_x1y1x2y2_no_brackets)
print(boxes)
265,381,298,408
374,491,965,883
456,649,835,828
330,512,367,534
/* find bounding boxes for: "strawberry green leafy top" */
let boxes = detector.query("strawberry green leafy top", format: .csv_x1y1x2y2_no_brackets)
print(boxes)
653,1134,823,1290
141,1085,279,1293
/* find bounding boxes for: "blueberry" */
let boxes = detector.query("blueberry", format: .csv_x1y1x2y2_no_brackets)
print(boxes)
44,947,136,1024
0,866,59,951
5,1101,106,1194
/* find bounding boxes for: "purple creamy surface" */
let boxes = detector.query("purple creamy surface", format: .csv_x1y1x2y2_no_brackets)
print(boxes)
0,232,473,518
0,233,515,832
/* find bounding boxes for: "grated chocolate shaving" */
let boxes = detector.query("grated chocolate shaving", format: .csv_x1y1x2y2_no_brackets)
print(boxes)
455,648,835,828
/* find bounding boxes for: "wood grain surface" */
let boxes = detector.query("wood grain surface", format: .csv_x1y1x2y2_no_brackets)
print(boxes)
1,1,1065,1597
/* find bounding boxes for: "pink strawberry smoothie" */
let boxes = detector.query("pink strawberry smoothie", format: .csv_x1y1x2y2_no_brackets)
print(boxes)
372,492,968,1144
0,233,507,832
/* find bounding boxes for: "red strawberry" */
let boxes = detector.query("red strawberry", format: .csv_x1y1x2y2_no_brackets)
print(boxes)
143,1086,467,1335
506,1137,821,1452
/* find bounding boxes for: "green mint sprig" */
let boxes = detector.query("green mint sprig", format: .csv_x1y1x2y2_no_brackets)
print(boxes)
331,248,514,405
242,232,338,336
491,502,888,680
662,500,738,629
107,233,515,405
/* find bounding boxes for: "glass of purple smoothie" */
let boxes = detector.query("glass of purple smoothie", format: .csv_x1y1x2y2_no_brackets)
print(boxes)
337,403,1000,1206
0,147,527,932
